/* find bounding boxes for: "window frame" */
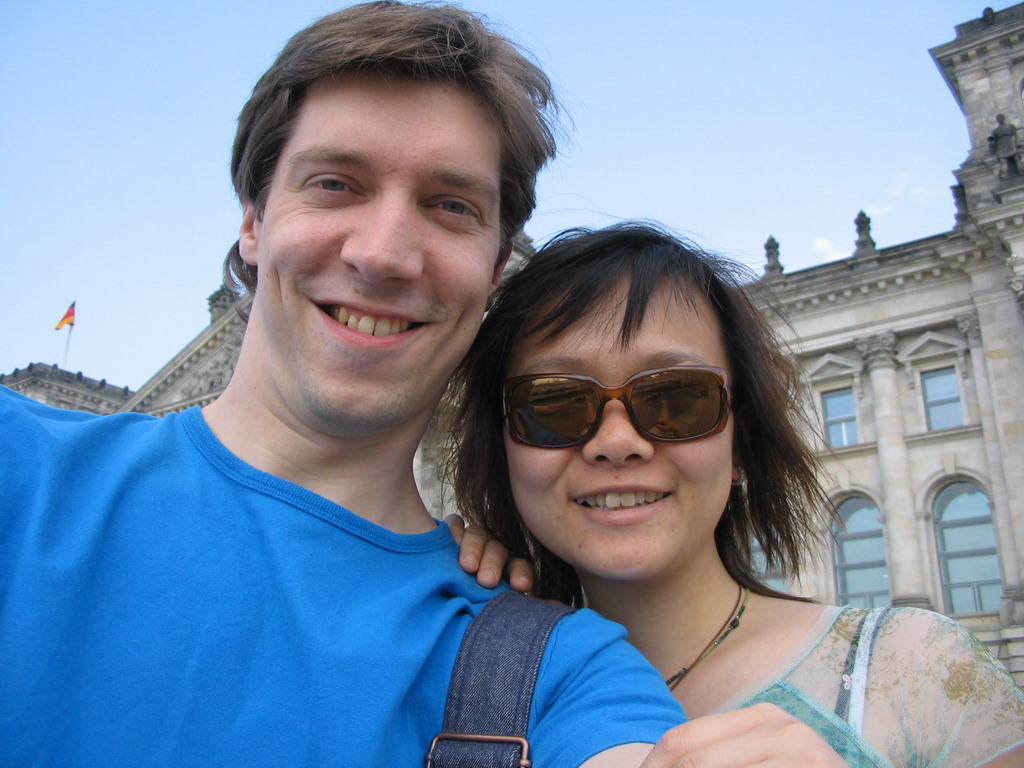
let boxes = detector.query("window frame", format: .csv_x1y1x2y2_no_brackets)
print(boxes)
934,481,1001,615
833,496,890,608
821,386,858,448
920,366,963,431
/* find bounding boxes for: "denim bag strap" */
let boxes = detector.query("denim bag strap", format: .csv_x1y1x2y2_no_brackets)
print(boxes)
425,591,573,768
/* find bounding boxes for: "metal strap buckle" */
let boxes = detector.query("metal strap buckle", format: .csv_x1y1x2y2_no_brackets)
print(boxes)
425,732,532,767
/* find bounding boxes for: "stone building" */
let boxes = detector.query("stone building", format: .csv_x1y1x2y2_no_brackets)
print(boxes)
4,5,1024,682
751,4,1024,682
0,363,133,414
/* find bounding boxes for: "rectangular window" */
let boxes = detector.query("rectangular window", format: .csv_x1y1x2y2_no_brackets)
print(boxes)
822,387,857,447
922,367,963,430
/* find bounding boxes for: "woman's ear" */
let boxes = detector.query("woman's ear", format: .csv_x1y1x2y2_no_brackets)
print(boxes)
731,465,746,486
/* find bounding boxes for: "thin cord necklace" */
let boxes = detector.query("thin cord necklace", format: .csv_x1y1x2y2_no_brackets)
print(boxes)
665,585,749,690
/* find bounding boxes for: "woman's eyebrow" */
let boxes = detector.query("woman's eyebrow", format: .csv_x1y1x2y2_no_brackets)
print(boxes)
515,351,714,376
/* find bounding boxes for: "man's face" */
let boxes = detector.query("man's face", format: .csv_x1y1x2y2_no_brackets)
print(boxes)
238,74,505,439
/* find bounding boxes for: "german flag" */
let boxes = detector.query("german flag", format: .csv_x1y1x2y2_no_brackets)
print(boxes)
55,301,75,330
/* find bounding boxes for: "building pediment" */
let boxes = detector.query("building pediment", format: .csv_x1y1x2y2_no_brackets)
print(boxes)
805,352,862,383
121,294,250,416
897,330,966,364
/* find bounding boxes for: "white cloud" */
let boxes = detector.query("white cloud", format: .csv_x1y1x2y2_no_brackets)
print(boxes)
813,237,847,262
885,171,910,199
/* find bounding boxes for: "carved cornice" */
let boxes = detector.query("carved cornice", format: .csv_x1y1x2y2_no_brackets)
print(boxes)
769,257,952,315
0,363,134,415
0,363,132,396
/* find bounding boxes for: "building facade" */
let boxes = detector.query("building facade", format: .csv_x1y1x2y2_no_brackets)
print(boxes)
5,6,1024,682
0,363,134,414
752,4,1024,682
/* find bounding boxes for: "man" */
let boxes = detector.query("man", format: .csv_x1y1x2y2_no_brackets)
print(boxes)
0,3,685,765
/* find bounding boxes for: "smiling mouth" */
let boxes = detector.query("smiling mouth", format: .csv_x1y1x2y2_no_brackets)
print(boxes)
321,305,415,337
575,491,669,510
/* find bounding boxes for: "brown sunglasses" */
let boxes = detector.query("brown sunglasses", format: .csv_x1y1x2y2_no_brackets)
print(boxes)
503,366,731,448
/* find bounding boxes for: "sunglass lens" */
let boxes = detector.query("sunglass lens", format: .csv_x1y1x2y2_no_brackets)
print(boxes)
509,377,597,446
631,370,722,439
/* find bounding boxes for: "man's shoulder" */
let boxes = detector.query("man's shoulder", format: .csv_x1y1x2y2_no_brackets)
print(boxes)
0,386,184,478
0,384,161,433
541,605,650,683
531,604,684,761
0,384,97,423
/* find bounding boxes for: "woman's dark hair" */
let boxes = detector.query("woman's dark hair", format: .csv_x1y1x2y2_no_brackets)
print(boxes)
444,221,833,607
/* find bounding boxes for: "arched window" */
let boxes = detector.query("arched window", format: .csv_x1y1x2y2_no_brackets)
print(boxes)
935,482,1001,614
833,497,890,608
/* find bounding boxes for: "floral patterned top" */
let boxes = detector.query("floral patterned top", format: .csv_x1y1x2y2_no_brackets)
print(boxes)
713,606,1023,767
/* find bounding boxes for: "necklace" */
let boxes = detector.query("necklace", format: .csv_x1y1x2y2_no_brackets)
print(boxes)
665,585,749,690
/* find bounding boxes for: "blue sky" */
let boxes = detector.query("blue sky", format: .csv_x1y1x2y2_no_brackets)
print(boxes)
0,0,991,389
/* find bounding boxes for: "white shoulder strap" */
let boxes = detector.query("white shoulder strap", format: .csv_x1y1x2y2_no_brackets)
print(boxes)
847,608,888,734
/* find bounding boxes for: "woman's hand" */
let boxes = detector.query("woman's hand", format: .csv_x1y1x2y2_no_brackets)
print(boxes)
639,703,847,767
445,514,535,593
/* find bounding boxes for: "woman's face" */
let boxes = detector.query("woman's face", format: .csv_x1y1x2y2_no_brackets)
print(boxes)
504,281,738,590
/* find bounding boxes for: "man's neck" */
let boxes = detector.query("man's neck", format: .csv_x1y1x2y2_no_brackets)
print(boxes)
202,385,436,534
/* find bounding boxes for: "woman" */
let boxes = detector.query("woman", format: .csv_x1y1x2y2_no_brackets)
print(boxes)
446,222,1024,767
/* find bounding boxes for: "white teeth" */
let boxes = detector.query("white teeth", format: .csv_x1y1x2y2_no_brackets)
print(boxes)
329,306,410,336
576,492,668,510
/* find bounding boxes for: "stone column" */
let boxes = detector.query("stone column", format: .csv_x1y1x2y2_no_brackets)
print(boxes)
855,332,931,609
1000,624,1024,686
1008,257,1024,314
957,313,1021,609
1000,230,1024,313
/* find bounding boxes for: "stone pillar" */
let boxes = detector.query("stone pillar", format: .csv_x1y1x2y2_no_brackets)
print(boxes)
1000,230,1024,313
1007,254,1024,314
855,332,931,609
964,247,1024,623
1000,624,1024,686
957,313,1021,616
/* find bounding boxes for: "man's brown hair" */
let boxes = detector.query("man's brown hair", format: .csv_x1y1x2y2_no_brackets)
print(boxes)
224,1,559,295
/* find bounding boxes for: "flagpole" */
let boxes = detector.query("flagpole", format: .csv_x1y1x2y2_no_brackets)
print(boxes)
62,325,73,369
55,300,76,369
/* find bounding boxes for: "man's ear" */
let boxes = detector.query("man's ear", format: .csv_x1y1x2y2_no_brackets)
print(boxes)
239,202,261,267
491,241,514,293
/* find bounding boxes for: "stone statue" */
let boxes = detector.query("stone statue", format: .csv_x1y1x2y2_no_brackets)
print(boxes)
988,113,1021,176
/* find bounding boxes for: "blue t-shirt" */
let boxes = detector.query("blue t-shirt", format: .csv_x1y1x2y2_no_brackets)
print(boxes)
0,387,684,767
